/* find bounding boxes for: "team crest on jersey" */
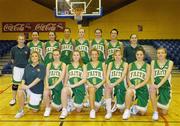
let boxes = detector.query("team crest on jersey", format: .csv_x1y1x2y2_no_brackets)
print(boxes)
129,70,146,80
88,70,103,79
154,69,166,77
49,70,61,78
46,47,55,54
110,70,123,78
31,47,42,55
76,45,88,53
61,44,73,51
108,48,120,57
69,70,82,78
92,44,104,52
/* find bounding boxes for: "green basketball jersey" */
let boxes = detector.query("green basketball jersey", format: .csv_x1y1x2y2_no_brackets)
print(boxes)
60,39,74,64
129,62,147,87
44,41,59,65
68,64,83,85
48,62,62,86
91,39,105,62
154,60,171,88
75,39,90,64
109,61,126,87
87,61,103,85
107,41,123,64
28,41,44,62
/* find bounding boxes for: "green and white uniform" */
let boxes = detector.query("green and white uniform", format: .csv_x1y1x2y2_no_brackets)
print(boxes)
44,41,59,65
60,39,74,64
28,41,44,63
129,62,149,112
48,62,63,107
154,60,172,110
68,63,85,107
75,39,90,64
87,61,104,103
91,39,105,62
106,41,123,64
109,61,127,109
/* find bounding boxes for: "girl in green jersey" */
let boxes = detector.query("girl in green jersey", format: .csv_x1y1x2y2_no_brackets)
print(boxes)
122,48,150,120
44,32,59,65
43,49,66,117
105,50,128,119
106,29,124,64
149,47,173,121
90,28,107,62
86,48,106,119
75,28,90,64
28,31,45,63
60,50,87,119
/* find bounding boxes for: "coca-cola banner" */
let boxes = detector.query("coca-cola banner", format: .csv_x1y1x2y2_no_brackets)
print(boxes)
2,22,66,32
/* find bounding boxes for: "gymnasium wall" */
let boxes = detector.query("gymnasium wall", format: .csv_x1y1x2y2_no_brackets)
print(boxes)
0,0,180,40
0,0,81,40
89,0,180,39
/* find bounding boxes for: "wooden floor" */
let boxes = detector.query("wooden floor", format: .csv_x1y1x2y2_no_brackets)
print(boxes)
0,74,180,126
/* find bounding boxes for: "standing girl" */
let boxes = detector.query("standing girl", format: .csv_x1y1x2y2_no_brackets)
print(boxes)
44,31,59,65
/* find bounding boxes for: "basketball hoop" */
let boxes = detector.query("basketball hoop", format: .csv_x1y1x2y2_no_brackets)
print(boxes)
73,8,83,21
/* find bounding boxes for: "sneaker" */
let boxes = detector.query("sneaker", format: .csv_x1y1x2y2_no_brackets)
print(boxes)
67,98,75,112
105,112,112,119
15,110,24,119
130,105,139,115
111,104,117,113
59,108,68,119
43,107,51,117
83,101,90,108
122,109,130,120
90,109,96,119
152,111,159,121
9,99,16,106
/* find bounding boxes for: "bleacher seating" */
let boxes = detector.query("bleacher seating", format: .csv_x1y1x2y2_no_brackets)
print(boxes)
0,40,16,57
2,62,12,74
152,39,180,69
0,40,16,74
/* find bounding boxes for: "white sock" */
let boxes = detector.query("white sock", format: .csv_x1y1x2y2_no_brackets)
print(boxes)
105,98,112,113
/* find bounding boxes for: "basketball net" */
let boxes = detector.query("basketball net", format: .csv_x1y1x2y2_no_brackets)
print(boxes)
73,8,83,21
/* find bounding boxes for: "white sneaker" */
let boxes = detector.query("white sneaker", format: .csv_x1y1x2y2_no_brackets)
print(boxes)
43,107,51,117
122,109,130,120
59,108,68,119
9,99,16,106
111,104,117,113
15,110,24,119
90,109,96,119
83,101,90,108
105,112,112,119
152,111,159,121
130,105,139,115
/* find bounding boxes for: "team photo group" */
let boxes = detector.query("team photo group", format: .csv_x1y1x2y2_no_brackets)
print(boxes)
10,28,173,121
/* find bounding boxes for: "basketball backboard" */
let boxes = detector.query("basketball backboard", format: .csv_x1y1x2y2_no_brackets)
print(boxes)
55,0,102,17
